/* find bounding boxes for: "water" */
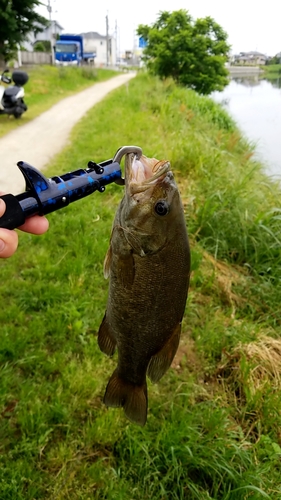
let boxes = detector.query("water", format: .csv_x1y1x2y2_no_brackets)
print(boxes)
212,75,281,177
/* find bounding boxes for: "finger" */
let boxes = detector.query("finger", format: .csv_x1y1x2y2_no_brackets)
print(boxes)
0,228,18,258
0,198,6,218
0,195,49,233
18,216,49,235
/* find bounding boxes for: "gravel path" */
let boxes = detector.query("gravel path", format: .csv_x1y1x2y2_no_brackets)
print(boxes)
0,72,136,194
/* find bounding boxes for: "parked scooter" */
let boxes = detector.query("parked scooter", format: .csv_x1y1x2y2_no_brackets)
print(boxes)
0,69,28,119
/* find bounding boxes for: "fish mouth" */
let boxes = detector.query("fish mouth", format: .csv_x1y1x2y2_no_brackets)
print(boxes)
126,154,170,194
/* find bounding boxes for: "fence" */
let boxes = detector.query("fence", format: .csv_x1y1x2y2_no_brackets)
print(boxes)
20,51,52,65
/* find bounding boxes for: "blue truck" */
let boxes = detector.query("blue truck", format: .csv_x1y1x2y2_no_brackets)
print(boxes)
55,34,96,66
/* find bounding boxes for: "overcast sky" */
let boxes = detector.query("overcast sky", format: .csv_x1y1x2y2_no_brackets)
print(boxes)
37,0,280,56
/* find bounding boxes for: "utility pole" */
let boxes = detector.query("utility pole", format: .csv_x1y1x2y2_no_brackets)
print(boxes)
47,0,55,65
106,14,109,67
115,19,118,66
17,44,22,67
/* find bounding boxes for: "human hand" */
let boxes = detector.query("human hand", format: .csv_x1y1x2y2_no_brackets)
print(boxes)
0,196,49,258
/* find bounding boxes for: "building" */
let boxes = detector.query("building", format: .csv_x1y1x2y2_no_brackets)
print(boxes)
232,51,267,65
79,32,117,66
22,20,64,51
21,24,116,67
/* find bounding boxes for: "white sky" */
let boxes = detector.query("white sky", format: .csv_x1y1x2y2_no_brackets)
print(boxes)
37,0,280,56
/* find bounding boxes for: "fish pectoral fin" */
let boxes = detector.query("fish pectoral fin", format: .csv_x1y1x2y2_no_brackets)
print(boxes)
97,314,117,356
147,323,181,383
104,369,147,426
103,245,112,279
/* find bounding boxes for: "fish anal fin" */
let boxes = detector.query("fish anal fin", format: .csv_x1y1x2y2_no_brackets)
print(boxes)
97,314,116,356
147,323,181,383
104,369,147,426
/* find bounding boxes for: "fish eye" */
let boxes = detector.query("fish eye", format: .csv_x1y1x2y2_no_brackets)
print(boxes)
154,200,169,216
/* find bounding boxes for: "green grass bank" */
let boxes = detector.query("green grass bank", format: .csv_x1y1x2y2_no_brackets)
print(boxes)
0,65,119,138
1,72,281,498
261,64,281,78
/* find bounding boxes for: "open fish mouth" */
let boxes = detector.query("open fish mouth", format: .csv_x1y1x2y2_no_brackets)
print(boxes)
126,154,171,194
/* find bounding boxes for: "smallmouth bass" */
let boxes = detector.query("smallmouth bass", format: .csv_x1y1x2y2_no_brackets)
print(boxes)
98,153,190,425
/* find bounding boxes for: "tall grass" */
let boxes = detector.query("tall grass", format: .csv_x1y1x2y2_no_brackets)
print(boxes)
1,72,281,498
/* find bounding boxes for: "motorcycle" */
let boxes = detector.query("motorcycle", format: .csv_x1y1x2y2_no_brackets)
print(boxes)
0,68,28,119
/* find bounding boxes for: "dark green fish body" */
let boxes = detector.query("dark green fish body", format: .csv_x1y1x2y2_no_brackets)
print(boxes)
98,154,190,425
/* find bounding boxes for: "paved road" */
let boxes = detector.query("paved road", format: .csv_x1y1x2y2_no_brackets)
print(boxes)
0,72,136,194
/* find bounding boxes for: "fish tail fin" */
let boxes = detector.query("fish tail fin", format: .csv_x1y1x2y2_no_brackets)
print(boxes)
104,369,147,426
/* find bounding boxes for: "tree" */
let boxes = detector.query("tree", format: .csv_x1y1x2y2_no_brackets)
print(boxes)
266,53,281,65
34,40,51,52
137,10,231,95
0,0,48,64
34,41,46,52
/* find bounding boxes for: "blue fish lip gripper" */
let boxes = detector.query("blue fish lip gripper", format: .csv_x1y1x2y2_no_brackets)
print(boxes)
0,145,142,230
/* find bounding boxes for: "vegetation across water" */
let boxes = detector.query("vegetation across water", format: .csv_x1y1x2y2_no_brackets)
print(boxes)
1,72,281,498
262,63,281,79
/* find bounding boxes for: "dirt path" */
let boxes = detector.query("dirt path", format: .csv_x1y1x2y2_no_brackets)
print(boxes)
0,72,136,195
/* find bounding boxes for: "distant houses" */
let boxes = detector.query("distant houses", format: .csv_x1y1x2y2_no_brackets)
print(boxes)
21,25,276,69
21,22,117,66
231,51,267,65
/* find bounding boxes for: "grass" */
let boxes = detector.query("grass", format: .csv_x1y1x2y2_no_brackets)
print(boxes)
261,64,281,79
0,65,119,138
1,72,281,498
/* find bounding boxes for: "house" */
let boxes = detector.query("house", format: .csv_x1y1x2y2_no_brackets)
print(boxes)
22,20,64,51
232,51,267,65
21,25,116,66
79,31,117,66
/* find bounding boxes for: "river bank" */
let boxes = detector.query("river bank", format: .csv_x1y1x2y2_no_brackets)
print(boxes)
227,64,263,75
1,72,281,498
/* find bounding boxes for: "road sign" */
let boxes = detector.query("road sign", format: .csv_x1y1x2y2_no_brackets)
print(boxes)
139,37,147,48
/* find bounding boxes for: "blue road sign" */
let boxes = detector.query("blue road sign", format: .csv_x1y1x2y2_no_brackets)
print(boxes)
139,36,147,48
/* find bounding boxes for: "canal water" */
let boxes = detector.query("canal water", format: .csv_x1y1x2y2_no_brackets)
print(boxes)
212,75,281,178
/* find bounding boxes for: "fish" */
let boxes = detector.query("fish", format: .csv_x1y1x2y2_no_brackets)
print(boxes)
97,153,190,426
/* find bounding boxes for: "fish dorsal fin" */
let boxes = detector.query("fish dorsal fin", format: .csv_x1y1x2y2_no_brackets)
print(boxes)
97,314,116,356
147,323,181,383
